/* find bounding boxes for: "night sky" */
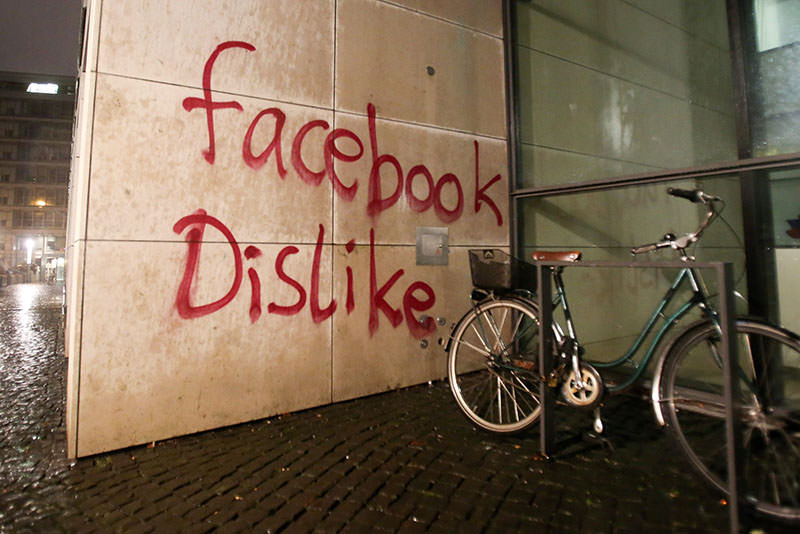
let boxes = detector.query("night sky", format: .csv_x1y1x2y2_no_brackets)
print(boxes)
0,0,83,77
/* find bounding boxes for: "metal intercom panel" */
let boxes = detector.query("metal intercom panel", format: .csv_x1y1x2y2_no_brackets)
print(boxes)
416,227,448,265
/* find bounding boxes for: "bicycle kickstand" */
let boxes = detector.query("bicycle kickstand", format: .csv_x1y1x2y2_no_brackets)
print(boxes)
583,406,615,452
593,407,604,434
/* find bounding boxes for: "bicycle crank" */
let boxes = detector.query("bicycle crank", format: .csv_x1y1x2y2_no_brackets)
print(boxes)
560,363,604,408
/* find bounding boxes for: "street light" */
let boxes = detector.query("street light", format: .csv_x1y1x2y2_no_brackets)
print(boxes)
26,82,59,95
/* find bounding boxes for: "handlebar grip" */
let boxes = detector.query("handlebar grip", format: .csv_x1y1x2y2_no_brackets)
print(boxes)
631,243,659,255
667,188,702,203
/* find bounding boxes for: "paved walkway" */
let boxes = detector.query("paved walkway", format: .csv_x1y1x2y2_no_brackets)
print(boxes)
0,283,794,533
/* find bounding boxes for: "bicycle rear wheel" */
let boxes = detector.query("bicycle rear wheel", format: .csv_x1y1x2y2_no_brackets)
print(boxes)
447,298,543,434
658,319,800,521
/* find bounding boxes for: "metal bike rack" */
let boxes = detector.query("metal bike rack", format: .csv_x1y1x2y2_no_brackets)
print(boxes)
535,260,742,534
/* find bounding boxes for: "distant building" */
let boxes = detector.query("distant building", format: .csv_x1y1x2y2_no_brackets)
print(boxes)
0,72,73,283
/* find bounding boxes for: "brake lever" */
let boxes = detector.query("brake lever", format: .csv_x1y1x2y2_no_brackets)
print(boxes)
631,232,694,256
670,234,696,250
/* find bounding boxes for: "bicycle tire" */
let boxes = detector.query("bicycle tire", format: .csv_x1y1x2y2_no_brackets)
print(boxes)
658,318,800,522
447,297,545,434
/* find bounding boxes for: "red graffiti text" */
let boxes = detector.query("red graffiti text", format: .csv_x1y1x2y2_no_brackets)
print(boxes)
182,40,504,226
173,212,436,339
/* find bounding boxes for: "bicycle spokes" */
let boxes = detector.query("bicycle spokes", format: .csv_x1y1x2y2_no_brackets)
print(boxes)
659,320,800,520
448,299,543,433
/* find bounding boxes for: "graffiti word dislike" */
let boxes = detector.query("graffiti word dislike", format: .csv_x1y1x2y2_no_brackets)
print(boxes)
182,41,504,226
173,211,436,339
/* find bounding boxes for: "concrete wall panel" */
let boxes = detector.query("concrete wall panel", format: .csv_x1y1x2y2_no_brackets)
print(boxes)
336,0,506,137
331,244,472,401
64,239,85,457
66,70,94,246
86,74,333,243
388,0,504,36
97,0,335,108
76,240,333,456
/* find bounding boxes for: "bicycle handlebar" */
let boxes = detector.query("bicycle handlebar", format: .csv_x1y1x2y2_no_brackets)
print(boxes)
631,189,719,257
631,242,666,255
667,187,720,204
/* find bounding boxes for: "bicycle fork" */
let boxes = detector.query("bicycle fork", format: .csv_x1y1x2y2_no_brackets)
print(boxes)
554,268,588,392
556,338,605,434
553,268,606,433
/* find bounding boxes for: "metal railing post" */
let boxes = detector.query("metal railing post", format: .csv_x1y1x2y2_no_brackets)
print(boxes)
532,259,741,533
719,262,742,534
537,263,554,457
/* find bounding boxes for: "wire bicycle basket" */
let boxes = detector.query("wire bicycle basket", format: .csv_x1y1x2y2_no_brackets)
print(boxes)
468,249,537,291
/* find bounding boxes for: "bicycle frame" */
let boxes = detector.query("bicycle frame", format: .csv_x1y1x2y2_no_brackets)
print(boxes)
447,190,800,526
552,264,716,392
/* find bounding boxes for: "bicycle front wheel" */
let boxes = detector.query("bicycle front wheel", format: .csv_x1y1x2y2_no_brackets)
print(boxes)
659,319,800,521
447,298,543,434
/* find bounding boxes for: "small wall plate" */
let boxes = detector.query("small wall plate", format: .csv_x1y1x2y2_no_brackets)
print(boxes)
416,227,448,265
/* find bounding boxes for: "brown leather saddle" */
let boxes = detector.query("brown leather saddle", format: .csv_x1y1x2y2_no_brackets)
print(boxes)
530,250,582,262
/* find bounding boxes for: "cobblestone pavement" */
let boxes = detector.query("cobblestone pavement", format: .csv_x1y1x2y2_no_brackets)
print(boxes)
0,283,795,533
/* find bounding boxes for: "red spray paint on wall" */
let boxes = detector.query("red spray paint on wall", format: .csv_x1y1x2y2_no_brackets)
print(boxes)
173,216,438,338
177,41,505,339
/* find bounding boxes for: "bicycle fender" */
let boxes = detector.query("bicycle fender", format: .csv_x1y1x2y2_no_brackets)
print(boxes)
441,297,490,353
650,318,712,426
650,316,800,426
441,293,501,353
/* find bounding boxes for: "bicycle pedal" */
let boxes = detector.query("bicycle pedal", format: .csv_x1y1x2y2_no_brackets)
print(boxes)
510,359,536,371
546,375,559,387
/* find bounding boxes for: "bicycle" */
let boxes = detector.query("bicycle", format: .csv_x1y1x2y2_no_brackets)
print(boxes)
444,187,800,522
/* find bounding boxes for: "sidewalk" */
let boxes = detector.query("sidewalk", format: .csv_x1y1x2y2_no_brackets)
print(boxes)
0,284,792,533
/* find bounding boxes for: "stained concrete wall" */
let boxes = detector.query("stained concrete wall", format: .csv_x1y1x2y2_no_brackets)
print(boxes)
66,0,507,457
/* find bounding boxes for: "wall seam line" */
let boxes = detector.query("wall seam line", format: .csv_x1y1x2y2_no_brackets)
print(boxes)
73,0,105,459
377,0,503,40
91,71,507,142
330,0,338,405
517,44,736,116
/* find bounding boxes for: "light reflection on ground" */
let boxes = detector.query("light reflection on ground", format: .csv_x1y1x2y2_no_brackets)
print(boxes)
0,282,67,493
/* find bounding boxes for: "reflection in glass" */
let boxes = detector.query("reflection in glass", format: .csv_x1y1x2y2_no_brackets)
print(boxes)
748,0,800,156
517,178,747,361
513,0,738,188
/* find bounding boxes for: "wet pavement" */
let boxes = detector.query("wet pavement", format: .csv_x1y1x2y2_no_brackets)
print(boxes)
0,283,795,533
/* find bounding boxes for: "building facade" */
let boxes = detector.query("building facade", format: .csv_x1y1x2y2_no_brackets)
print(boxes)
65,0,799,458
0,73,73,283
66,0,509,457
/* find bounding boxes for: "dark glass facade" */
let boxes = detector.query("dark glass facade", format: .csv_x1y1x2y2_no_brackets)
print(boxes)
508,0,800,334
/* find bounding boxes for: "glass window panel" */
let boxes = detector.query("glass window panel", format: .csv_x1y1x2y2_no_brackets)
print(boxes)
770,167,800,247
769,166,800,331
518,178,743,264
747,0,800,156
514,0,738,189
516,177,748,364
755,0,800,51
